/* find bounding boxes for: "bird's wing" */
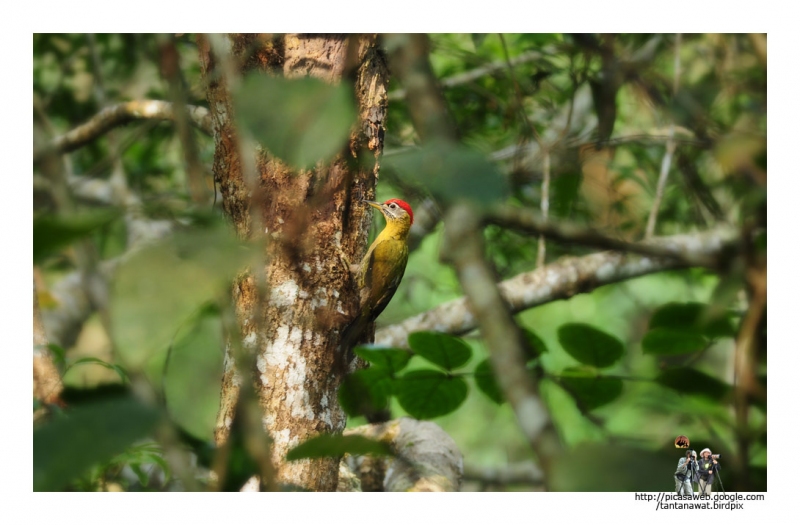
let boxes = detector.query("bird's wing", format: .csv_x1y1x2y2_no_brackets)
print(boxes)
360,238,408,321
367,254,407,321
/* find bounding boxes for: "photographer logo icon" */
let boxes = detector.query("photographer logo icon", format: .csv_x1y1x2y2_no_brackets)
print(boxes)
674,435,690,448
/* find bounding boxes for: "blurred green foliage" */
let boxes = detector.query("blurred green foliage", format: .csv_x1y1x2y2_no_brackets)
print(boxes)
34,395,160,491
33,33,765,491
236,73,357,169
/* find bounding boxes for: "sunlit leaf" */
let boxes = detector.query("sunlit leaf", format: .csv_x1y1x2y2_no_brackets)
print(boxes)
235,73,356,169
395,369,468,419
408,331,472,371
354,345,413,374
286,434,392,461
34,396,160,491
642,328,707,356
474,359,504,404
557,324,624,368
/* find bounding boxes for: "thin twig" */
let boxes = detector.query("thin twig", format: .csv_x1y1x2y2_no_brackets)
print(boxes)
536,150,550,268
158,34,210,205
645,33,682,239
387,48,551,101
498,34,542,146
488,133,707,163
733,230,767,490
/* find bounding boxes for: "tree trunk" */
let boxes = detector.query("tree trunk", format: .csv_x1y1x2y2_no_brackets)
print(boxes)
198,33,389,491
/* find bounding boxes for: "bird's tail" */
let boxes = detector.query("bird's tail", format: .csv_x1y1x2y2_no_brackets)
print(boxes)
338,315,370,372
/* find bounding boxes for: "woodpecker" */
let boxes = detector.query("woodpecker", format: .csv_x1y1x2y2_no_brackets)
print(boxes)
340,198,414,365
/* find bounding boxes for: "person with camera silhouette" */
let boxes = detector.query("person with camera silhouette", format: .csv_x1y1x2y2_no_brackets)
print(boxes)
697,448,720,494
675,449,697,495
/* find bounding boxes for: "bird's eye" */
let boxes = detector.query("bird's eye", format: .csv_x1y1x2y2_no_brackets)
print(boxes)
390,203,397,208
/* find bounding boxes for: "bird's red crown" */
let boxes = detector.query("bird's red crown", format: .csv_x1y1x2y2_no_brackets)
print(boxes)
385,199,413,224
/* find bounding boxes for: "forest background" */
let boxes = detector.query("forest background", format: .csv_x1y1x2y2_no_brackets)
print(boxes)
28,28,773,497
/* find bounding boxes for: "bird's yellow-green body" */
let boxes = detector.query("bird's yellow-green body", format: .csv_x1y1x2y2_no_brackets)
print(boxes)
356,210,410,320
340,199,414,363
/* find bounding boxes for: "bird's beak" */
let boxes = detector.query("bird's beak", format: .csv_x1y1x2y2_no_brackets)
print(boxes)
363,200,382,210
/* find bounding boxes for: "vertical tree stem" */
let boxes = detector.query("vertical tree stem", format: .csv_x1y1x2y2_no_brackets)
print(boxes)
645,33,682,239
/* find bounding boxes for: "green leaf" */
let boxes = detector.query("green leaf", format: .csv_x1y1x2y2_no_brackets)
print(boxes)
383,140,508,208
130,463,149,487
163,311,225,441
111,222,260,370
558,367,623,411
649,302,705,330
656,367,731,400
46,343,66,367
522,328,548,360
474,359,504,404
353,345,412,373
557,324,624,368
34,396,160,491
286,434,393,461
338,368,393,417
235,73,357,169
34,211,119,262
395,369,468,419
408,331,472,371
649,302,735,339
641,328,707,356
145,453,171,487
66,357,128,383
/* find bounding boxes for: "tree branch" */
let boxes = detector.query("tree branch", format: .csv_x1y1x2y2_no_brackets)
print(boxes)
486,206,731,268
440,204,560,484
34,100,213,162
345,418,462,492
463,461,544,487
33,278,63,407
645,33,682,239
158,35,210,205
408,197,441,251
376,227,738,348
536,150,550,267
